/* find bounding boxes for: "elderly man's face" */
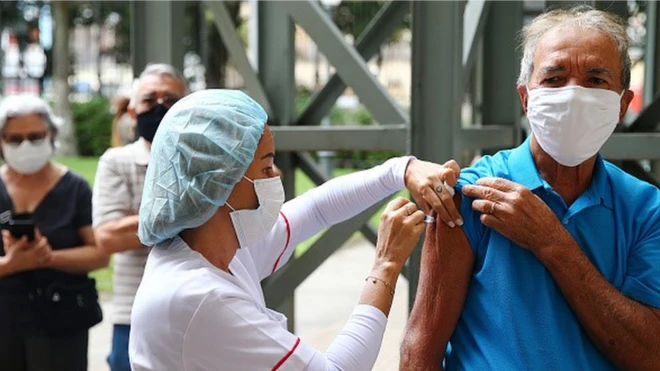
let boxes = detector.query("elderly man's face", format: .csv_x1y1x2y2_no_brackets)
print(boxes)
131,74,186,117
518,26,634,123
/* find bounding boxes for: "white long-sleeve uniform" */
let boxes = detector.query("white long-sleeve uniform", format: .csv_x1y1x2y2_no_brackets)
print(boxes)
129,156,411,371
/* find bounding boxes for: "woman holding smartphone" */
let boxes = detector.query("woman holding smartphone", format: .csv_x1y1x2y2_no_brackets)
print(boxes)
0,94,108,371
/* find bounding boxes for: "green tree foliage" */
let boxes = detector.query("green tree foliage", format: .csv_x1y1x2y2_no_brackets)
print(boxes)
333,1,410,43
71,97,113,157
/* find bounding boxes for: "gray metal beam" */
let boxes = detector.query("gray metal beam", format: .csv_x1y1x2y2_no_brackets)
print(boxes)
296,1,408,126
295,151,380,242
270,125,408,152
298,0,492,126
131,1,185,73
271,124,515,152
296,151,420,279
627,92,660,133
294,152,413,282
545,2,627,21
263,200,389,309
645,1,660,183
258,0,297,331
462,0,491,89
623,161,660,188
526,1,546,12
545,1,595,10
645,0,659,105
601,133,660,160
481,1,523,152
461,126,517,150
282,1,409,125
204,0,273,115
293,152,408,282
594,1,628,19
409,1,463,310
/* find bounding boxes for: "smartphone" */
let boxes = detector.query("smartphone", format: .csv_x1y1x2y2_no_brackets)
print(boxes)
9,214,35,242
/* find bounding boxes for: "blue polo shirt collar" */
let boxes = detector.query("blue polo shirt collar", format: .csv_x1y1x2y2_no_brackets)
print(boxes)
589,154,613,209
507,137,545,191
506,137,613,210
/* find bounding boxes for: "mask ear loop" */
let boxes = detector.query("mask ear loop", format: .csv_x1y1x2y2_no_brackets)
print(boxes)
226,176,256,211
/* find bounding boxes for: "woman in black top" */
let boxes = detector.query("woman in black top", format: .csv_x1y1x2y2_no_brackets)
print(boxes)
0,94,109,371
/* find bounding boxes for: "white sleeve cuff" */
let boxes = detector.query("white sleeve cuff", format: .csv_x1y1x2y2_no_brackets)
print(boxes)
386,155,416,190
352,304,388,325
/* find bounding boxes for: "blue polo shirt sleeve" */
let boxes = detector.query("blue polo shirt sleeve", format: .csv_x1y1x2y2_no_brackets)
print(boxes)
455,156,497,254
622,193,660,309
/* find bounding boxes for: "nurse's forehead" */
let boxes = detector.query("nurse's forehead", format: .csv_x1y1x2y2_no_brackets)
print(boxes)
257,126,275,154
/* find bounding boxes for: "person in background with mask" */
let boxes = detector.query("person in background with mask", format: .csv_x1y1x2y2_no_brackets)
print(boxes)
92,63,188,371
400,6,660,371
0,94,108,371
128,89,462,370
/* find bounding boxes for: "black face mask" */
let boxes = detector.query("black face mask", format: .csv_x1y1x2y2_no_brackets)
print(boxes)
136,104,169,143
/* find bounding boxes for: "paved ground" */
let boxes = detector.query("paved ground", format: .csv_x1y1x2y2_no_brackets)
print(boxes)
88,236,409,371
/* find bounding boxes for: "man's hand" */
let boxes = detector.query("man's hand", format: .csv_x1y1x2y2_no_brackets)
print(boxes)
405,159,463,228
461,177,569,255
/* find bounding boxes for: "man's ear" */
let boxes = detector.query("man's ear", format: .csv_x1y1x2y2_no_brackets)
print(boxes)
618,89,634,123
517,85,529,114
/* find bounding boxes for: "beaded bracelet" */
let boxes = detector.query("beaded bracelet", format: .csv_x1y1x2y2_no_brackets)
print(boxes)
366,276,395,297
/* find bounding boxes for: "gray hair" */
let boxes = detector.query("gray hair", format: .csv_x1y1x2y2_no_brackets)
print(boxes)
129,63,190,107
517,5,631,89
0,94,62,136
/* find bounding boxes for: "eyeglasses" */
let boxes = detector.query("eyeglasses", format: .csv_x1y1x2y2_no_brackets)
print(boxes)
2,131,49,146
139,93,181,110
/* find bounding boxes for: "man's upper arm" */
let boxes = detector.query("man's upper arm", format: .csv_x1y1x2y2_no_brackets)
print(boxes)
404,194,475,360
454,158,491,253
92,152,131,228
622,210,660,309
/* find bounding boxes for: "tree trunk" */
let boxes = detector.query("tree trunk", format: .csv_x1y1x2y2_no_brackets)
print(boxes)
52,1,76,156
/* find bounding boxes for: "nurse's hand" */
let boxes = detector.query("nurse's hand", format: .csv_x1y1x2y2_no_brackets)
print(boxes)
361,198,424,316
404,159,463,228
375,197,425,268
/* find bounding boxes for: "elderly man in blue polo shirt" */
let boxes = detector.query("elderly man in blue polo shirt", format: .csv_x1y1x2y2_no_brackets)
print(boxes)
400,6,660,371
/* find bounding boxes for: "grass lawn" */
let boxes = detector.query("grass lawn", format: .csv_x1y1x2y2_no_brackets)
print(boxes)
58,157,404,293
56,157,99,185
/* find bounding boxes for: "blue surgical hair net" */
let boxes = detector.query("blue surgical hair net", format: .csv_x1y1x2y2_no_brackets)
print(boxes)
138,89,267,246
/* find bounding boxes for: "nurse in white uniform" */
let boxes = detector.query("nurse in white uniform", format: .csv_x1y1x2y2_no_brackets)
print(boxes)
129,89,461,371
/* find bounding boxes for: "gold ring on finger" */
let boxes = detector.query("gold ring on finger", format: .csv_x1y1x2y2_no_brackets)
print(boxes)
435,183,443,193
490,201,497,215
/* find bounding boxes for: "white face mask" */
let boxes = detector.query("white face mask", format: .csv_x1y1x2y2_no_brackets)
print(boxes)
2,139,53,174
526,85,622,167
226,176,285,248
